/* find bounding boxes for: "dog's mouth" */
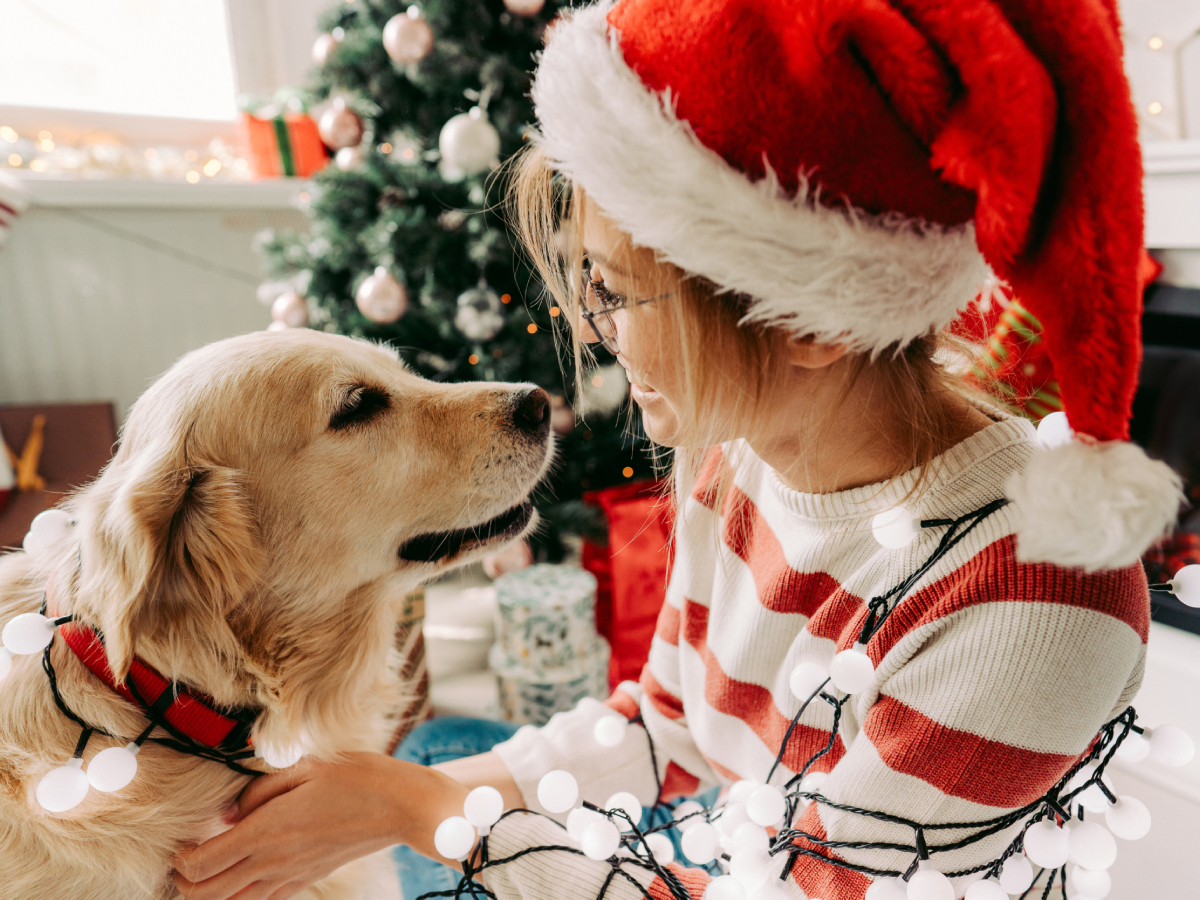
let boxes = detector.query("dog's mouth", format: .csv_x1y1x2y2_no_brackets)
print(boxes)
398,501,534,563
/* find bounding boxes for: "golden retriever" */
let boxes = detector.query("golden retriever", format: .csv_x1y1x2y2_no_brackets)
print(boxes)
0,329,554,899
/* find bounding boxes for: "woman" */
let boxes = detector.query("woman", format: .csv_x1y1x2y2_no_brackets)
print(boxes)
173,1,1180,898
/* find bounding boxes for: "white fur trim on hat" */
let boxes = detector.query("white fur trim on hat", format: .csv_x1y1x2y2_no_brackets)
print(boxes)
531,2,991,354
1006,440,1183,572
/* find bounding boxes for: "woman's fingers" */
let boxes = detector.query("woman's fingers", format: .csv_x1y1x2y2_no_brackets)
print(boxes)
172,856,263,900
173,829,253,887
238,766,309,819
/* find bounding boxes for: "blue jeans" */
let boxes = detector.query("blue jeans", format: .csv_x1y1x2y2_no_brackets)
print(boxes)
391,716,719,899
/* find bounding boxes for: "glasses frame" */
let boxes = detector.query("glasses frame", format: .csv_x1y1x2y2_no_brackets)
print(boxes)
578,262,673,355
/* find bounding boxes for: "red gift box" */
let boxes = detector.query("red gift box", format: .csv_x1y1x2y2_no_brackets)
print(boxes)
239,111,329,179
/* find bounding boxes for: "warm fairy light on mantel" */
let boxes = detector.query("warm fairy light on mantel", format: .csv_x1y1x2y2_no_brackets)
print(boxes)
185,170,200,183
0,126,17,144
8,154,21,167
1148,101,1164,115
203,159,221,177
29,159,47,172
1148,35,1164,50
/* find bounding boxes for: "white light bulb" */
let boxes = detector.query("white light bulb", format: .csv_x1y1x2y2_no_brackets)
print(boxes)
704,874,747,900
258,741,305,769
1104,795,1151,840
998,855,1034,894
681,821,721,864
716,802,750,836
36,758,89,812
745,784,786,827
1067,821,1116,870
872,507,919,549
1066,764,1116,814
1066,864,1112,899
644,832,675,865
433,815,476,861
731,822,770,855
463,785,504,832
728,779,758,805
829,643,875,694
22,508,73,555
799,771,828,802
605,791,643,831
3,612,57,656
86,743,139,792
0,647,11,681
673,799,706,824
567,805,607,841
537,769,578,813
752,881,792,900
1037,411,1073,448
906,863,954,900
1114,731,1150,762
1146,724,1194,766
865,877,909,900
789,661,829,703
1169,564,1200,608
581,819,621,860
1024,820,1070,869
593,715,628,748
963,878,1007,900
729,849,770,889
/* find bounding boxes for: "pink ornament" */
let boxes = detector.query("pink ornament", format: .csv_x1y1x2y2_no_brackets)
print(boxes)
271,291,309,328
355,267,408,324
483,540,533,579
383,11,434,65
549,395,575,435
318,98,364,151
504,0,546,15
312,32,340,66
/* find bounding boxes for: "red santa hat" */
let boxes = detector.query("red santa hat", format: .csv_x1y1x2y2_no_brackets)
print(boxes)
530,0,1182,572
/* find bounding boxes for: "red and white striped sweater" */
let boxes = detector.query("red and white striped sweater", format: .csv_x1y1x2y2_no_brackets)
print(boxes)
488,416,1148,899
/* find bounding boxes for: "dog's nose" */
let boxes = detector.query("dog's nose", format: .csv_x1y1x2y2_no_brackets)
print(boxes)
512,387,551,438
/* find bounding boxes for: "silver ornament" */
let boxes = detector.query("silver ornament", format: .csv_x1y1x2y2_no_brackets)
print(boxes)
318,98,363,151
455,284,505,340
312,32,340,66
270,291,309,328
335,146,365,170
356,267,408,324
383,9,434,65
438,108,500,179
504,0,546,15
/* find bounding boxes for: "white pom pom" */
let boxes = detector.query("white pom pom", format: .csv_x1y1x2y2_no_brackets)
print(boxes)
36,758,89,812
605,791,642,831
963,878,1008,900
3,612,56,655
906,863,954,900
731,822,769,855
728,849,769,889
829,643,875,694
673,799,705,824
681,821,721,864
728,779,758,805
537,769,578,813
1024,820,1070,869
1114,731,1150,762
1104,795,1151,840
789,661,829,702
1066,864,1112,899
463,786,504,832
0,648,12,681
872,507,919,549
434,816,476,861
1067,821,1117,870
703,874,747,900
581,819,621,860
865,877,909,900
22,508,74,556
1146,725,1194,766
86,743,139,792
567,806,607,841
644,832,675,865
745,784,786,827
998,855,1034,894
1036,411,1073,449
1170,564,1200,607
593,715,628,748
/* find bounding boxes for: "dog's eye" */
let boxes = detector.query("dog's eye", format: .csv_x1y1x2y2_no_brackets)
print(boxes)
329,385,390,431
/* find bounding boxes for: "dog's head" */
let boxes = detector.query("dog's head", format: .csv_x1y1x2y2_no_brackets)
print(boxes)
52,330,553,751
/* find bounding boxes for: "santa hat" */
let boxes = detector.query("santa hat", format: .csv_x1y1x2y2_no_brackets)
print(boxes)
530,0,1182,572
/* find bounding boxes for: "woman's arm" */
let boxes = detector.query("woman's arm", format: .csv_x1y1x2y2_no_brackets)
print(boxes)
434,749,524,810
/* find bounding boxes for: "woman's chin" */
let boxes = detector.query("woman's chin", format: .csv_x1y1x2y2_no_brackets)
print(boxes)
638,405,684,448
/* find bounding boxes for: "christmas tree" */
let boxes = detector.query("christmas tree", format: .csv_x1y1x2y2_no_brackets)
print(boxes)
255,0,660,560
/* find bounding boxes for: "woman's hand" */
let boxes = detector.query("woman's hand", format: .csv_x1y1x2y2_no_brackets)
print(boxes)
172,752,469,900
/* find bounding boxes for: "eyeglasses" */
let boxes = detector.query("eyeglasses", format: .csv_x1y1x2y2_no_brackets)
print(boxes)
578,259,673,355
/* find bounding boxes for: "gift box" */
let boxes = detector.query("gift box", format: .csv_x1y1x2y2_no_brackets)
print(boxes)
239,110,328,179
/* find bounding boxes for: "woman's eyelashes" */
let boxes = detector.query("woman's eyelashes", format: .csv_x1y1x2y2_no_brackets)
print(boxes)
587,263,628,309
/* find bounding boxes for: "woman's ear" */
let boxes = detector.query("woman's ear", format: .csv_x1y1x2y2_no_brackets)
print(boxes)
784,336,848,369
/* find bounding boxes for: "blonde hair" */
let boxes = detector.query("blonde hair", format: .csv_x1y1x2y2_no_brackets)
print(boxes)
507,144,987,512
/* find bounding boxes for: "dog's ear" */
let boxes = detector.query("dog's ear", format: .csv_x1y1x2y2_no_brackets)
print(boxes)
84,452,262,682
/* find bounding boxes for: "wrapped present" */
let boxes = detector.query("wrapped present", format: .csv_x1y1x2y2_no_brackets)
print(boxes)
238,106,328,179
0,422,13,514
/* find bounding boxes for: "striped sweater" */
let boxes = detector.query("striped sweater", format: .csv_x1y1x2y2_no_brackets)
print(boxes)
487,416,1148,899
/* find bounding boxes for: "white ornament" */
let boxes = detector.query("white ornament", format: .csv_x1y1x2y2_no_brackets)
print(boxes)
789,661,829,702
3,612,56,655
317,97,364,151
567,805,607,841
731,822,769,855
383,8,434,65
464,785,504,833
1104,795,1151,840
729,849,770,889
963,878,1008,900
866,877,908,900
87,743,140,792
504,0,546,15
1037,411,1073,449
728,780,758,805
266,321,289,332
537,769,578,813
605,791,642,830
907,863,954,900
681,821,721,864
439,107,500,179
22,508,74,556
581,819,621,860
355,267,408,324
1169,564,1200,607
998,855,1034,894
0,648,11,681
455,283,505,340
673,799,705,824
1066,863,1112,899
745,785,785,828
1114,731,1150,762
312,32,341,66
434,815,476,861
1067,821,1117,870
36,758,89,812
1024,820,1070,869
1146,724,1194,766
704,874,747,900
271,291,308,328
644,832,675,865
829,643,875,694
872,507,919,549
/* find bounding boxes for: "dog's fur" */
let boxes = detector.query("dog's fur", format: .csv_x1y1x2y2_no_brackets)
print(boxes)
0,330,553,899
